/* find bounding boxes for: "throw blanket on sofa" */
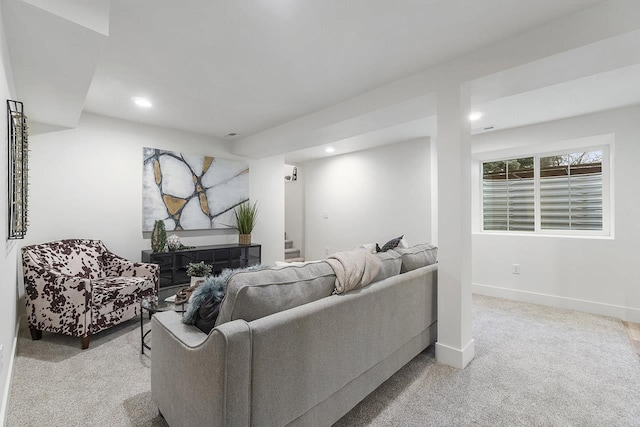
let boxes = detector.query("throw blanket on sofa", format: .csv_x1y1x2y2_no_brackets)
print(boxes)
326,249,382,294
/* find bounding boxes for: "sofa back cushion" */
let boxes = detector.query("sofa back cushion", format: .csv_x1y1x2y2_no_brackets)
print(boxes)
394,244,438,273
215,261,336,326
23,239,106,280
373,250,402,282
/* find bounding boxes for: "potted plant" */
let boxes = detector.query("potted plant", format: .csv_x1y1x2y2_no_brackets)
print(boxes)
234,201,259,245
186,261,212,286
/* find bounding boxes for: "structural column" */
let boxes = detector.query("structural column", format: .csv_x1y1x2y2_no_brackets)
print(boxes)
249,155,286,264
435,86,474,369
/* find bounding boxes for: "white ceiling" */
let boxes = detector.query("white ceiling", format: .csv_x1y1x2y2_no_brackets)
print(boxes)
473,64,640,133
3,0,640,162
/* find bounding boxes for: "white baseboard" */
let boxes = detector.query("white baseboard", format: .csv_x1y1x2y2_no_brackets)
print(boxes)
0,317,20,427
473,283,640,323
435,339,475,369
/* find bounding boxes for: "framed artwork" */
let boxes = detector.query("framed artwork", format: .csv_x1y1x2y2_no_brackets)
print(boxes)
142,147,249,231
7,99,28,239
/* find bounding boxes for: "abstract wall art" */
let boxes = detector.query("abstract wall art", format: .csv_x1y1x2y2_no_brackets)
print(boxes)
142,147,249,231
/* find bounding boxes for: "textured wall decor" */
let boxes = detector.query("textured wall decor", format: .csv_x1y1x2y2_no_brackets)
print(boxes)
7,99,29,239
143,148,249,231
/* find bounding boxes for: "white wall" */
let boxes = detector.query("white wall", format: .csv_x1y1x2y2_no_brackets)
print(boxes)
285,165,304,257
472,105,640,322
304,138,431,261
26,113,246,261
26,112,284,288
0,4,17,422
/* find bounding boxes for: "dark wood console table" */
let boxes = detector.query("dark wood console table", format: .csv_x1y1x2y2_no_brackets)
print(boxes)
141,243,261,289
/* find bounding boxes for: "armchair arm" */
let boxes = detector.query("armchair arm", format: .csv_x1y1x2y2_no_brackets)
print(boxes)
103,252,159,291
23,267,92,338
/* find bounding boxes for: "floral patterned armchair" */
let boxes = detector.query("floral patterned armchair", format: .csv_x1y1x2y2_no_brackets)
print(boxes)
22,239,159,349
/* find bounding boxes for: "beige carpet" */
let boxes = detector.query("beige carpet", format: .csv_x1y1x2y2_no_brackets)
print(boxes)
7,295,640,426
336,296,640,426
7,317,165,427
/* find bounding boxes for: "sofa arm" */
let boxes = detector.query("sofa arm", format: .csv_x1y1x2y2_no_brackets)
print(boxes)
23,268,92,337
151,312,251,427
103,252,159,291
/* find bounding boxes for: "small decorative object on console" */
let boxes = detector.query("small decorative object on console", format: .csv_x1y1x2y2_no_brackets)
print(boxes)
151,220,167,252
166,234,181,251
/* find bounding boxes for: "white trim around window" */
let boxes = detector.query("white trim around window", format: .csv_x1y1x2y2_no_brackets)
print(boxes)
473,134,614,238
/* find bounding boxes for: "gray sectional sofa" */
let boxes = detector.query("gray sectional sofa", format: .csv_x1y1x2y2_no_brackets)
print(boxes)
151,244,438,427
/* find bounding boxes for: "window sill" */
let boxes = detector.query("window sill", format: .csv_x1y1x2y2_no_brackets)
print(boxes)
473,231,614,240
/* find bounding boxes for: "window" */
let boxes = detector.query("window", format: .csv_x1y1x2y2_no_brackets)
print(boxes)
539,151,602,231
482,146,608,235
483,158,534,231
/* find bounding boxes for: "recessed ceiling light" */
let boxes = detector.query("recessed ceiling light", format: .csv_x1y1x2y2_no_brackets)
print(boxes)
325,147,335,153
469,112,483,121
132,97,152,108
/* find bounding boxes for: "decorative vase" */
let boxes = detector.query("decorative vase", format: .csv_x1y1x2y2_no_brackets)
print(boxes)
239,233,251,245
167,234,181,251
151,220,167,252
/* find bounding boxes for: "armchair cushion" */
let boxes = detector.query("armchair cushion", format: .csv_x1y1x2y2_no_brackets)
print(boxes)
92,277,155,313
103,252,159,286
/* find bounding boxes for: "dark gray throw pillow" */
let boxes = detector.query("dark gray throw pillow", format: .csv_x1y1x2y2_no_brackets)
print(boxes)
195,296,221,334
376,235,404,252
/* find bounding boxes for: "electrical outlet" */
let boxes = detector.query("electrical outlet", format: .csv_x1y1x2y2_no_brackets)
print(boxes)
323,212,329,219
512,264,520,275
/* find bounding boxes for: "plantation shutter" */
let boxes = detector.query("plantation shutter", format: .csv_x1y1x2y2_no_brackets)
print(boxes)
540,152,603,231
483,158,534,231
483,178,507,230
